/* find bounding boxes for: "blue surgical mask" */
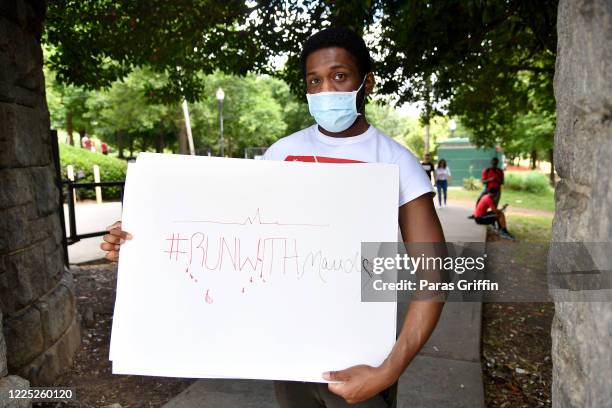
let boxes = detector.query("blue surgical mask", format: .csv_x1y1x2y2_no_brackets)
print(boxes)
306,78,366,133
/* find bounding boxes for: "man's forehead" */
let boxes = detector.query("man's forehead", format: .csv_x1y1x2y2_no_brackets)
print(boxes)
305,47,359,74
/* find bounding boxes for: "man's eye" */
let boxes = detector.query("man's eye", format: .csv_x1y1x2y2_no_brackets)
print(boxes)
309,78,320,85
334,73,345,80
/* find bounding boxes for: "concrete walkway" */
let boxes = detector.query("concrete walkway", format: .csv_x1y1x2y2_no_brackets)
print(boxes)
162,203,487,408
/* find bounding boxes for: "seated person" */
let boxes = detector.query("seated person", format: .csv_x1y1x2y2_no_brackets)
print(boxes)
473,187,515,239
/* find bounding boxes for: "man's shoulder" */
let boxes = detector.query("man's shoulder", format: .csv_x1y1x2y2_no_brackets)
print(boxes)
275,125,314,146
376,129,423,169
263,125,315,160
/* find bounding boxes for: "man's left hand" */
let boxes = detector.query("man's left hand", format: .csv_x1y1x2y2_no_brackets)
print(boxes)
322,364,394,404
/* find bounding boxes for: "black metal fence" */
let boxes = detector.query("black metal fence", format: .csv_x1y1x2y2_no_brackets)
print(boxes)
51,130,125,267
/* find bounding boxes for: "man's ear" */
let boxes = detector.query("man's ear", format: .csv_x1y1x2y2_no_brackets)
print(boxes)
365,72,375,95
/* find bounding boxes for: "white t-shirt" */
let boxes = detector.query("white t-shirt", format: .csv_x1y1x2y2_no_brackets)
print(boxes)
262,124,434,206
435,167,451,181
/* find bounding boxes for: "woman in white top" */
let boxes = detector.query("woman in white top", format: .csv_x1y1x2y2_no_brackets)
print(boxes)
434,159,452,207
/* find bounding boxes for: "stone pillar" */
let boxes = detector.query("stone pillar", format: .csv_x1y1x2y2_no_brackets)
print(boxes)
551,0,612,407
1,309,31,407
0,0,80,392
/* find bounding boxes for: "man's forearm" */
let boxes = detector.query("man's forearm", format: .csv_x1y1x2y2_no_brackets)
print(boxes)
380,300,444,381
384,194,446,384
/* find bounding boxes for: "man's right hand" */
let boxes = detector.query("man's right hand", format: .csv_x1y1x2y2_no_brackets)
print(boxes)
100,221,132,262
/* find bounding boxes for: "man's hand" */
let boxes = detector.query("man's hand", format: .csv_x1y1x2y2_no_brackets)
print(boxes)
323,364,394,404
100,221,132,262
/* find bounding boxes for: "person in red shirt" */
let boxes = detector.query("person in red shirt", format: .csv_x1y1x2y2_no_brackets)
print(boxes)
479,157,504,205
473,187,514,239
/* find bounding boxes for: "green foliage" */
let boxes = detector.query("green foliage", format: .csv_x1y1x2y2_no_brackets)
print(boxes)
59,144,127,200
44,1,283,102
47,68,309,157
85,67,178,156
503,110,555,160
462,177,482,191
43,1,558,160
366,102,412,139
505,172,551,194
373,1,557,136
188,73,290,156
44,52,95,144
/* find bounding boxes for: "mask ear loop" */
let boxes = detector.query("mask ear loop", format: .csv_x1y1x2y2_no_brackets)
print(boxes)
356,74,369,115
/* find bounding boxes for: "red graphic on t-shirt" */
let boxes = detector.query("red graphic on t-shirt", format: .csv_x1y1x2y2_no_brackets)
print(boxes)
284,155,364,163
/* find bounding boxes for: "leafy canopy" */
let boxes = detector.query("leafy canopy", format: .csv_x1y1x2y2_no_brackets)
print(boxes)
44,0,558,155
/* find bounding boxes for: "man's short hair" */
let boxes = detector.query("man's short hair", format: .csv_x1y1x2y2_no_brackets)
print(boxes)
300,28,372,80
491,157,499,162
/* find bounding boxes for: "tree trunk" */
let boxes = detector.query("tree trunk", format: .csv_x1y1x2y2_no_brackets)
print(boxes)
155,132,164,153
117,132,125,158
178,119,188,154
66,111,74,145
548,148,555,186
78,130,86,146
530,149,538,169
550,2,612,406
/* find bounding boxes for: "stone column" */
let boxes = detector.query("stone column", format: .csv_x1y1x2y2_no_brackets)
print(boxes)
1,309,31,407
0,0,80,392
551,0,612,407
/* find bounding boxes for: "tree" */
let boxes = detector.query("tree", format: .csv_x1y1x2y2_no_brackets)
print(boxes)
262,1,557,163
45,0,558,165
44,1,283,102
188,73,287,156
45,65,94,145
84,68,175,157
371,1,557,166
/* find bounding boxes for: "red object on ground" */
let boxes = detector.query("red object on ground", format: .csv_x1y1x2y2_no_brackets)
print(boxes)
101,142,108,155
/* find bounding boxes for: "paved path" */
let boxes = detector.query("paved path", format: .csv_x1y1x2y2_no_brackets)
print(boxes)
162,203,487,408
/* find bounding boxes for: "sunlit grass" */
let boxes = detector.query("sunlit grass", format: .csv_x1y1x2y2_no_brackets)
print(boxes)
450,188,554,213
506,214,553,242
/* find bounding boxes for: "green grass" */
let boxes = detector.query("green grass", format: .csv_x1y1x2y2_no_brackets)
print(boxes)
506,214,553,242
450,187,555,213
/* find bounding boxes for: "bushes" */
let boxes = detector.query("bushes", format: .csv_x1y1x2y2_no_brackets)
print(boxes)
462,176,482,191
59,143,127,200
505,172,551,194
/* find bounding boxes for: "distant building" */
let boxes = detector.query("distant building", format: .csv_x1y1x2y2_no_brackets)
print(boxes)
436,137,503,186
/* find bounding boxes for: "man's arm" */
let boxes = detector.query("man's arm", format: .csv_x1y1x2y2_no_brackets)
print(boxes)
379,192,445,380
324,193,445,403
482,169,496,184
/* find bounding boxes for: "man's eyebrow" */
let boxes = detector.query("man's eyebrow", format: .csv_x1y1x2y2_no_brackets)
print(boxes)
306,63,352,76
328,63,351,70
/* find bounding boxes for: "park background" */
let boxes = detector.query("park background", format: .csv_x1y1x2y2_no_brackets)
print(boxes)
1,1,610,408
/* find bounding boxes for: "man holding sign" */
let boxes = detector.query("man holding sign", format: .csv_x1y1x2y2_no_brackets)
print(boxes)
102,28,445,407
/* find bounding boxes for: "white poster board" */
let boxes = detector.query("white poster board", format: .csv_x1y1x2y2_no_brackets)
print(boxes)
109,153,398,382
